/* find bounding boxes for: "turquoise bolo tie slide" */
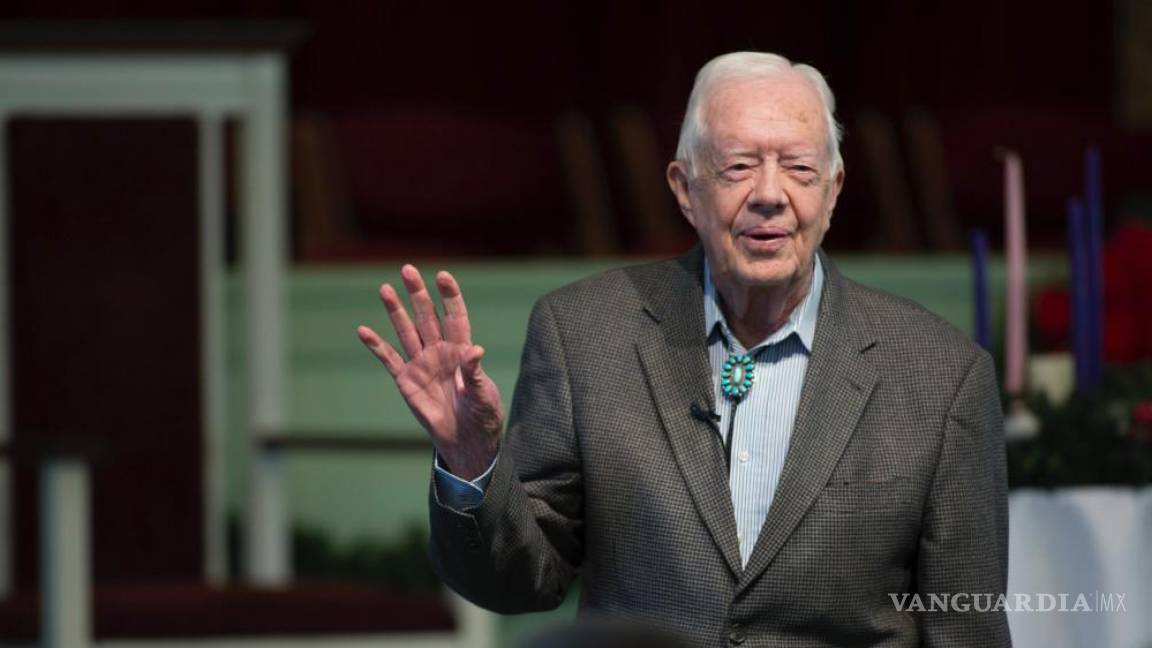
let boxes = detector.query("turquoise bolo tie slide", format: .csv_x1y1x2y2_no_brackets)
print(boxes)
721,353,755,400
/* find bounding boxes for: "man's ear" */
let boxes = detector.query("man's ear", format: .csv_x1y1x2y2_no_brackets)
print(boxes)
827,166,845,216
666,160,695,227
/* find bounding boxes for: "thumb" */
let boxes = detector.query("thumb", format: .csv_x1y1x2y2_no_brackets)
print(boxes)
461,345,486,387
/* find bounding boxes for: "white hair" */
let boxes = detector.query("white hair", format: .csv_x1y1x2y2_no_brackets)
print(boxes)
674,51,844,177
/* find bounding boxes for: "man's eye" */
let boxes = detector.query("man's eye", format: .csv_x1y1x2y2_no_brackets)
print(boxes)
721,164,753,178
790,166,821,183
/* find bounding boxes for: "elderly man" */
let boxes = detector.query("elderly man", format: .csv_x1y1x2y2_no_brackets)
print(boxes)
358,52,1010,647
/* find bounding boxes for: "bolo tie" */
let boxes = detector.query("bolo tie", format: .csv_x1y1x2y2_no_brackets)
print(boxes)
718,352,757,471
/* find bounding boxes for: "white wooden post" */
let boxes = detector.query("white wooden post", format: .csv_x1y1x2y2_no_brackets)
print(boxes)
241,55,290,586
450,592,496,648
40,458,92,648
199,112,229,585
0,111,12,598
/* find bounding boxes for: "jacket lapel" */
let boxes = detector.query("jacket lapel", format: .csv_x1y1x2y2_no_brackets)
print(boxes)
736,252,878,595
635,246,744,578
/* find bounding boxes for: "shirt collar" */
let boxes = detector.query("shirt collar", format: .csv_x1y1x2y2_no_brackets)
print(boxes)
703,253,824,354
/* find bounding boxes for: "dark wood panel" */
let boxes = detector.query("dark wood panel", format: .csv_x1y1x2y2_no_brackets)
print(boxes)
7,117,202,587
258,433,432,454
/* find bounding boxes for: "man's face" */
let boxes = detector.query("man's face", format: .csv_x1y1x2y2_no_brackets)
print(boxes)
668,74,844,291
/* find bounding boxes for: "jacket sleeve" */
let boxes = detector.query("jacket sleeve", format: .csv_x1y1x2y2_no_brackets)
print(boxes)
917,349,1012,646
427,295,584,613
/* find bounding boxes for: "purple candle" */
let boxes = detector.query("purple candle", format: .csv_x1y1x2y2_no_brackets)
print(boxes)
1084,146,1103,390
1067,197,1091,391
969,229,991,350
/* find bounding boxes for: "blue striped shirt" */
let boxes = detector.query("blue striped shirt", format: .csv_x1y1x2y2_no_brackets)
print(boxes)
434,256,824,568
704,255,823,566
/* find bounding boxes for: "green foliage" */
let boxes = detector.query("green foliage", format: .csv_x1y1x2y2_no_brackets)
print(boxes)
292,523,441,592
1007,364,1152,487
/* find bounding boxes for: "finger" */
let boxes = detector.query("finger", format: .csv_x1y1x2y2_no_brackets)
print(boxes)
379,283,423,359
461,344,486,388
436,270,472,345
357,325,405,377
401,264,444,346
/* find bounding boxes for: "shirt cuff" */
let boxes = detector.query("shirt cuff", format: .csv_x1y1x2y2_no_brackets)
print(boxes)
433,451,497,511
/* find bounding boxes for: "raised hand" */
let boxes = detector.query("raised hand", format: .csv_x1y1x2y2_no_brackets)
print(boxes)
357,265,502,480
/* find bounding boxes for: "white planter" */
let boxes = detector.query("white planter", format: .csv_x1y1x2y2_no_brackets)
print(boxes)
1008,486,1152,648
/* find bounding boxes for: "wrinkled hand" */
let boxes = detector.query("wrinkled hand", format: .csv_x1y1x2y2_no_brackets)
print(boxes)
357,265,502,480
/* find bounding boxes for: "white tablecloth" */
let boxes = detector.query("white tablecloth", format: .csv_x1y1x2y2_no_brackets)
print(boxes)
1008,487,1152,648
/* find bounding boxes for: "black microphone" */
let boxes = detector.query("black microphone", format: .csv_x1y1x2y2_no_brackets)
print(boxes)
690,401,721,427
692,401,733,472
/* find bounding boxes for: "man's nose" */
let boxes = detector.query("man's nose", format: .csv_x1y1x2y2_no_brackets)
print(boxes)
747,163,787,214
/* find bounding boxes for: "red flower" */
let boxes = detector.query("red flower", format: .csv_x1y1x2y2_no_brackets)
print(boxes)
1134,401,1152,425
1102,311,1139,364
1131,401,1152,441
1105,221,1152,361
1034,287,1070,352
1032,219,1152,363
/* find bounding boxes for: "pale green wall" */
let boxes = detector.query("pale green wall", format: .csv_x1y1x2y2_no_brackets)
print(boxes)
222,253,1065,640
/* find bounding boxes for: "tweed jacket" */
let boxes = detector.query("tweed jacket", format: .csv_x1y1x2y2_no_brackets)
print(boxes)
429,246,1011,647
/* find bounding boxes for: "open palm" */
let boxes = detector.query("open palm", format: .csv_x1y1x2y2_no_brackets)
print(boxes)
358,265,502,480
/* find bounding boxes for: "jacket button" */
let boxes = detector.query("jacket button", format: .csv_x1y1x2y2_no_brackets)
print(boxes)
728,623,746,645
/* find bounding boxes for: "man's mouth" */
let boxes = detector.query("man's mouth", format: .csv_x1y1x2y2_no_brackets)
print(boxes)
740,226,791,242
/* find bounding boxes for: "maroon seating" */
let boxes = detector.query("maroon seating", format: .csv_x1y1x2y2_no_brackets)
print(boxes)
0,583,455,640
934,105,1152,249
296,109,573,260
